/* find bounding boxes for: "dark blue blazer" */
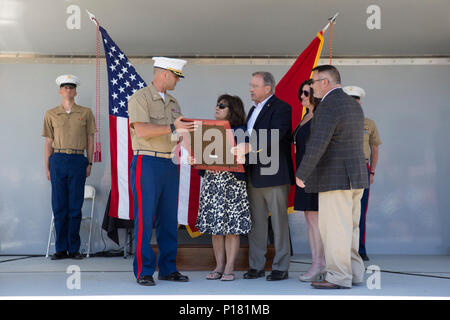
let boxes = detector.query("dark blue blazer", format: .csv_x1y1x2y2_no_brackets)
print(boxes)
246,95,295,188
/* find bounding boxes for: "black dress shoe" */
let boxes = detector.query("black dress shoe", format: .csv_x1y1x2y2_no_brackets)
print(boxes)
158,271,189,282
51,251,68,260
137,275,156,286
68,252,84,260
266,270,288,281
243,269,265,279
360,254,370,261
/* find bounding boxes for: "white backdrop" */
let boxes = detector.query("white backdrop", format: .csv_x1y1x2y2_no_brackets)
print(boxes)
0,60,449,255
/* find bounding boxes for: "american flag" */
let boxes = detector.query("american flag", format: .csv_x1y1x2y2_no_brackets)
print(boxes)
100,26,201,235
100,26,144,220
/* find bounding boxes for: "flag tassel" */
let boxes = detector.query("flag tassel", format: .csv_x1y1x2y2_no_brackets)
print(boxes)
94,142,102,162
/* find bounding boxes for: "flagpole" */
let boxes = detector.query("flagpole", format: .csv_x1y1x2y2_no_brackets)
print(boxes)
321,12,338,64
322,12,339,33
86,9,99,26
87,9,102,162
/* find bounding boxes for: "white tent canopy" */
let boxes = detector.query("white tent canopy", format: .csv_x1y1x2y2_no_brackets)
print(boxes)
1,0,449,57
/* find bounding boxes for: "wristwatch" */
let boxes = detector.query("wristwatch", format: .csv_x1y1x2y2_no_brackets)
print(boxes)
170,123,176,134
370,171,375,175
88,163,93,166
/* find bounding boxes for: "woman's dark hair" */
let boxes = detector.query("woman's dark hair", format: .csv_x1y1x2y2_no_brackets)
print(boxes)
297,79,321,111
217,94,246,127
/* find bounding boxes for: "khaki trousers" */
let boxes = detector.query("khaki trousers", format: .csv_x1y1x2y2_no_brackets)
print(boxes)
318,189,365,288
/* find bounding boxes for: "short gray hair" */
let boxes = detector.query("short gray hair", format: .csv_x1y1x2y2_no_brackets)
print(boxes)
252,71,276,94
311,65,341,85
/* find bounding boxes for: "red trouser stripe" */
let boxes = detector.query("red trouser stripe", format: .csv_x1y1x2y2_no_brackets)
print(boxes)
362,163,371,244
135,155,143,279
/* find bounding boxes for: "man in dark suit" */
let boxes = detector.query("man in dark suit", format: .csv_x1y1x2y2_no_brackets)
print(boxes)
244,71,294,281
296,65,369,289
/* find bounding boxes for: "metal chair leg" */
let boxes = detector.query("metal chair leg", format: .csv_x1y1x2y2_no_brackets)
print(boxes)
46,215,54,258
87,195,95,258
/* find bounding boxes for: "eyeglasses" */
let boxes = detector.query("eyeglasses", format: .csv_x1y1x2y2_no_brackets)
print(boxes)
216,103,229,109
301,90,309,97
310,78,328,84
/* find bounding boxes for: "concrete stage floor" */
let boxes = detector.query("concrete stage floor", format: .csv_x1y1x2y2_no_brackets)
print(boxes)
0,254,448,299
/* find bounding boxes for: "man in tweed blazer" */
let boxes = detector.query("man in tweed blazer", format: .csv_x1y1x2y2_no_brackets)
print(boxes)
296,65,369,289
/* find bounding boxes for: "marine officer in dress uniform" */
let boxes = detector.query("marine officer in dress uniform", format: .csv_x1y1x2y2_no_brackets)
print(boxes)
343,85,382,261
128,57,196,286
42,75,97,260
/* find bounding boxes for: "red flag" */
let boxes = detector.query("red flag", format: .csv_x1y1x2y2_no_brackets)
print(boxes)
275,31,324,211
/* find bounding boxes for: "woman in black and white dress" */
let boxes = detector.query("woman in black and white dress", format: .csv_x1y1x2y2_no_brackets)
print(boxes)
190,94,251,281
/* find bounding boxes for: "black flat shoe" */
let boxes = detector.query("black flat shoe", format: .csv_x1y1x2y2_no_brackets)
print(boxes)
51,251,68,260
68,252,83,260
158,271,189,282
137,275,155,286
243,269,265,279
266,270,288,281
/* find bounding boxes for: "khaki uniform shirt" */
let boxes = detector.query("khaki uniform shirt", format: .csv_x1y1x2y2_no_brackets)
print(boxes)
363,118,382,161
128,83,183,153
42,104,97,150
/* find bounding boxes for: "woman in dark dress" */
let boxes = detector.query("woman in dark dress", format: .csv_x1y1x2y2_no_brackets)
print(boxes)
293,79,326,282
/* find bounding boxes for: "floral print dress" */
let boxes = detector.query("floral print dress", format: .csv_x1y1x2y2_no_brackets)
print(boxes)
196,170,251,235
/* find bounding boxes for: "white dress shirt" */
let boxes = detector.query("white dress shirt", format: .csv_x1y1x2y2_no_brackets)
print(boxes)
247,94,273,134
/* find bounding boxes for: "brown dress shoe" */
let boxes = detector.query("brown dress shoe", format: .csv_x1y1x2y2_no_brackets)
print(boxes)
311,280,351,289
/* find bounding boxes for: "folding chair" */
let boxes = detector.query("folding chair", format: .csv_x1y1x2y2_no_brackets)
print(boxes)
45,184,96,258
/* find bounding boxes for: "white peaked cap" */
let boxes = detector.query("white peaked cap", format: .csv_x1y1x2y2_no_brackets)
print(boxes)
343,85,366,98
152,57,187,78
56,74,80,87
